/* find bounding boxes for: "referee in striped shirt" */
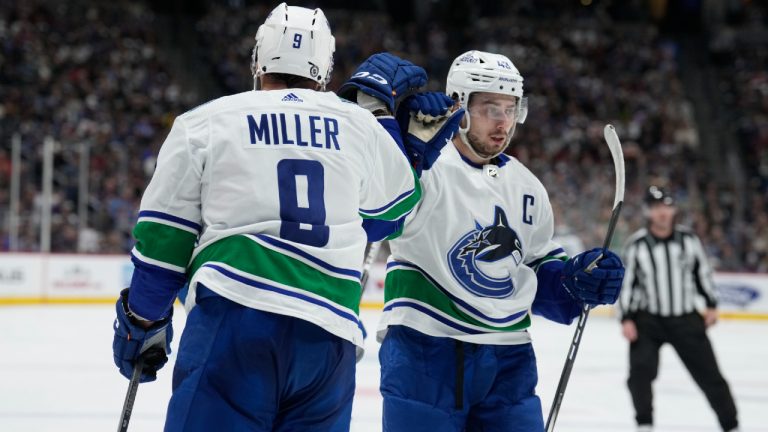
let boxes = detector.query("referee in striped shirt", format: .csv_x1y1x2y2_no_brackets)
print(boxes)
619,186,739,432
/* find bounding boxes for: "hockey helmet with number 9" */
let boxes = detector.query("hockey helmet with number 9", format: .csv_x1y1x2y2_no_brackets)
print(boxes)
251,3,335,89
446,50,528,159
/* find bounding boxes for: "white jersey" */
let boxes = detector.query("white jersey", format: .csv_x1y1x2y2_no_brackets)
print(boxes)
130,88,419,352
379,143,566,345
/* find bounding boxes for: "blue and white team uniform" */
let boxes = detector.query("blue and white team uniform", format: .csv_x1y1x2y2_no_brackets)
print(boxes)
378,142,581,431
129,87,419,431
376,50,597,432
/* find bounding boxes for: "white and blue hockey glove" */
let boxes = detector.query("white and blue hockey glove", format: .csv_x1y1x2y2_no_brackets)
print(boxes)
113,288,173,383
338,52,427,114
562,248,624,306
396,92,465,173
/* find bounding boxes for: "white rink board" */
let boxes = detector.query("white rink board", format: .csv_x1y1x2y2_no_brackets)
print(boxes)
713,272,768,313
44,254,133,298
0,254,43,297
1,254,767,318
0,253,131,299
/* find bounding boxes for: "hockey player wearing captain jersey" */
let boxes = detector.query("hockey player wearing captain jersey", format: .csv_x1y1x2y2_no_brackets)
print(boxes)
377,50,626,431
110,3,462,431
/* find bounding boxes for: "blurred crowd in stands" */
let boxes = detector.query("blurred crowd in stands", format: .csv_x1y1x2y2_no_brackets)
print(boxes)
707,1,768,271
1,0,766,272
0,1,197,253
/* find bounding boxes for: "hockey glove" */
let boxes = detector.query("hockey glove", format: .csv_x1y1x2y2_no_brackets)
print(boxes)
113,288,173,383
562,248,624,306
396,92,465,173
339,53,427,114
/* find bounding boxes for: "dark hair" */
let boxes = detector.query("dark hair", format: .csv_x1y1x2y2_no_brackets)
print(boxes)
262,73,318,89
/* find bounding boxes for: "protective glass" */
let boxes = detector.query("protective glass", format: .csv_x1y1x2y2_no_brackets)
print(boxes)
469,104,517,122
468,97,528,124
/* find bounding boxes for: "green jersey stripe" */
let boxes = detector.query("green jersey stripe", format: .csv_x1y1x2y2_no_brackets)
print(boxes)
189,235,362,313
359,169,422,221
133,221,197,269
385,268,531,332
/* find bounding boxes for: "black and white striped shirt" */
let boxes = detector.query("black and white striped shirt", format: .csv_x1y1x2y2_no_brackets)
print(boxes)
619,226,718,320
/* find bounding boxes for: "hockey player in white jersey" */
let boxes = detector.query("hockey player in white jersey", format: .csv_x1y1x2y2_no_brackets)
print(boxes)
110,4,461,431
377,50,626,431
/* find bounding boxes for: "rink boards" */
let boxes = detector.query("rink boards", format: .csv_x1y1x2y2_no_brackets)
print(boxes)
1,253,767,319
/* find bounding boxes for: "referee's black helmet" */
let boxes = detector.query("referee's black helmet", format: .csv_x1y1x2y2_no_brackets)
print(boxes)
645,185,675,206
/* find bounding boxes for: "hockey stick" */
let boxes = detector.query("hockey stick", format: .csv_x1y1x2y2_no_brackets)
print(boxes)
117,355,145,432
361,241,382,294
117,348,166,432
357,242,383,339
545,124,625,432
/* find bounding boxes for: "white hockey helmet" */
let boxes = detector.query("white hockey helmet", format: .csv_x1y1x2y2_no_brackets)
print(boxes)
251,3,335,89
447,50,527,119
446,50,528,160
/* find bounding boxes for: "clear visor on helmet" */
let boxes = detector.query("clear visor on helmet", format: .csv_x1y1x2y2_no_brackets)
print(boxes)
466,96,528,124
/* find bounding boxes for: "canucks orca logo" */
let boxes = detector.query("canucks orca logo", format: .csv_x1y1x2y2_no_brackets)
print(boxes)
447,206,523,298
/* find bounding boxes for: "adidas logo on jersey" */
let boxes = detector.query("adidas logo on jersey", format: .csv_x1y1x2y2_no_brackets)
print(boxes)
281,93,303,102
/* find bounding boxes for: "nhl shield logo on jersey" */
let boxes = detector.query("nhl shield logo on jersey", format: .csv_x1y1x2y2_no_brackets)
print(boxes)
447,206,524,298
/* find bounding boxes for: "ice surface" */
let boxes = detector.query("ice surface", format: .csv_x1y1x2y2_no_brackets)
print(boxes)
0,306,765,431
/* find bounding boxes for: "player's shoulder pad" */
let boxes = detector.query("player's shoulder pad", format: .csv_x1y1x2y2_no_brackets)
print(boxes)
179,92,246,120
502,156,548,192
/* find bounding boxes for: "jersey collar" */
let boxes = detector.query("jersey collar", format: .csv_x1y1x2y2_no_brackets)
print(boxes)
458,152,510,169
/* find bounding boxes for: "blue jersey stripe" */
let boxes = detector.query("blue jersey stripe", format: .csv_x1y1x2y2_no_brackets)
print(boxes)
131,250,186,275
359,188,414,215
384,300,482,335
203,263,363,332
387,261,528,324
250,234,362,279
138,210,202,232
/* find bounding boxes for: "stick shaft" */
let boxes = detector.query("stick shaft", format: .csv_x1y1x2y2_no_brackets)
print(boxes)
546,200,624,431
360,241,382,293
545,124,625,431
117,355,145,432
545,304,590,432
601,202,623,251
